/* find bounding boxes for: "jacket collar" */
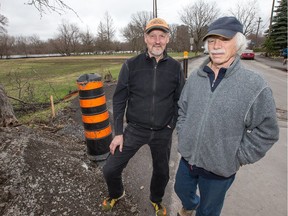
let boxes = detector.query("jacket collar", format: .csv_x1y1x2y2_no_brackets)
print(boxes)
145,49,168,61
198,55,241,78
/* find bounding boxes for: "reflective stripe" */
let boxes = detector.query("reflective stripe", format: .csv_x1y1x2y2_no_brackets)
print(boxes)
82,111,109,124
77,81,103,91
79,95,106,108
85,125,112,139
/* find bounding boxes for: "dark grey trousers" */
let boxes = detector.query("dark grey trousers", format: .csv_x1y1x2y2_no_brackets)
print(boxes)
103,123,172,203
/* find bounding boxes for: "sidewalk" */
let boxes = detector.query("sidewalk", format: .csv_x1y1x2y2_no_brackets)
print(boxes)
255,53,287,72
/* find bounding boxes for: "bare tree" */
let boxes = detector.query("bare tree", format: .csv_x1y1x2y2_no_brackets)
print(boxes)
80,29,95,54
130,11,152,31
0,85,18,127
0,34,15,58
28,34,45,54
122,23,143,52
0,3,8,33
104,12,115,44
96,11,116,52
53,21,81,55
96,22,108,52
180,0,220,51
12,35,45,55
121,11,152,52
164,23,177,52
26,0,76,16
1,34,52,56
0,15,8,33
228,0,258,36
14,36,30,56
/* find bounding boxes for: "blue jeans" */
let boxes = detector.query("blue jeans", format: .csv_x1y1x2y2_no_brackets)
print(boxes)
174,158,235,216
103,124,173,203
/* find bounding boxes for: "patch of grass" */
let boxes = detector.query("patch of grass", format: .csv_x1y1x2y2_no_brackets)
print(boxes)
0,56,127,123
0,56,126,103
18,99,71,125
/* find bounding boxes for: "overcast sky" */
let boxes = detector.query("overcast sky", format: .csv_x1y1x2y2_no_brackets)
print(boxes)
1,0,275,41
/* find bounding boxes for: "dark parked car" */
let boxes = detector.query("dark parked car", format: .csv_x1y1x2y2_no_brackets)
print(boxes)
241,49,255,60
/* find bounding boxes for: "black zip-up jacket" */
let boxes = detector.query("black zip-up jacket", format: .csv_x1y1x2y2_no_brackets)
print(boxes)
113,51,185,135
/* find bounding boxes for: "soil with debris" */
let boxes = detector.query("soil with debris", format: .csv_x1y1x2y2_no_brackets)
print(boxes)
0,83,140,216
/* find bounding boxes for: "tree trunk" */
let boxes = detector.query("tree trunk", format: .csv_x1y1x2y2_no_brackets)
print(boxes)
0,85,18,127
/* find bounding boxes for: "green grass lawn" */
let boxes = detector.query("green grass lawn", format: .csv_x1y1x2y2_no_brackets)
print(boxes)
0,52,194,102
0,52,195,123
0,56,127,103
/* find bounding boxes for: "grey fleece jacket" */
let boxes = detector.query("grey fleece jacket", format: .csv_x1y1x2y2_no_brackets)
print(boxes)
176,56,279,177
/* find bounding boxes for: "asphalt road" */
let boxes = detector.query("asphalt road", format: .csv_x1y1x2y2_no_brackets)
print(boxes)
104,54,287,216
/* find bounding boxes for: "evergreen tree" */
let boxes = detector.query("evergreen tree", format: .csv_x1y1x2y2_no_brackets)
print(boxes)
264,0,287,55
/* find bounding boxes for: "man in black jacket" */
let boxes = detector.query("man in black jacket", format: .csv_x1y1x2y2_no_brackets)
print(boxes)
102,17,185,216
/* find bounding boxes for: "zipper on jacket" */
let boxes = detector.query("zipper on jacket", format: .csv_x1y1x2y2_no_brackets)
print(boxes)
211,79,216,88
192,78,213,164
150,63,157,128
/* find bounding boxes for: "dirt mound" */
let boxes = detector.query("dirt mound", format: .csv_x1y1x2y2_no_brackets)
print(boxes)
0,84,140,216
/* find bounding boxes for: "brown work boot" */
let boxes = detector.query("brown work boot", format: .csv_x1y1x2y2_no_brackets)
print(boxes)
177,207,196,216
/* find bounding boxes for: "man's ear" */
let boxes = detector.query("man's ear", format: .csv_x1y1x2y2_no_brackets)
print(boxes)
144,33,148,43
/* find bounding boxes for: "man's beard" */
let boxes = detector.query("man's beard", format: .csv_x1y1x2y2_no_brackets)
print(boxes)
150,47,164,57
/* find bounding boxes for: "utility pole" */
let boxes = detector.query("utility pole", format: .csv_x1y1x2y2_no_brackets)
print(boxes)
268,0,276,37
153,0,157,18
255,17,262,47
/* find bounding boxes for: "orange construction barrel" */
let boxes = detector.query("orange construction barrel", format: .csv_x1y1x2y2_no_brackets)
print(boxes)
77,73,111,161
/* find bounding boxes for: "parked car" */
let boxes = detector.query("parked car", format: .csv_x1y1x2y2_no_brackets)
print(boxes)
240,49,255,60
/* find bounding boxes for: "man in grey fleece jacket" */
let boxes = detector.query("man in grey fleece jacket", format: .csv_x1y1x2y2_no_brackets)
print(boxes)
174,16,279,216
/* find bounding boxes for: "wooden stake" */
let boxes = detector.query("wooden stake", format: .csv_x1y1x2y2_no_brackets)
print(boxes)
50,95,55,118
